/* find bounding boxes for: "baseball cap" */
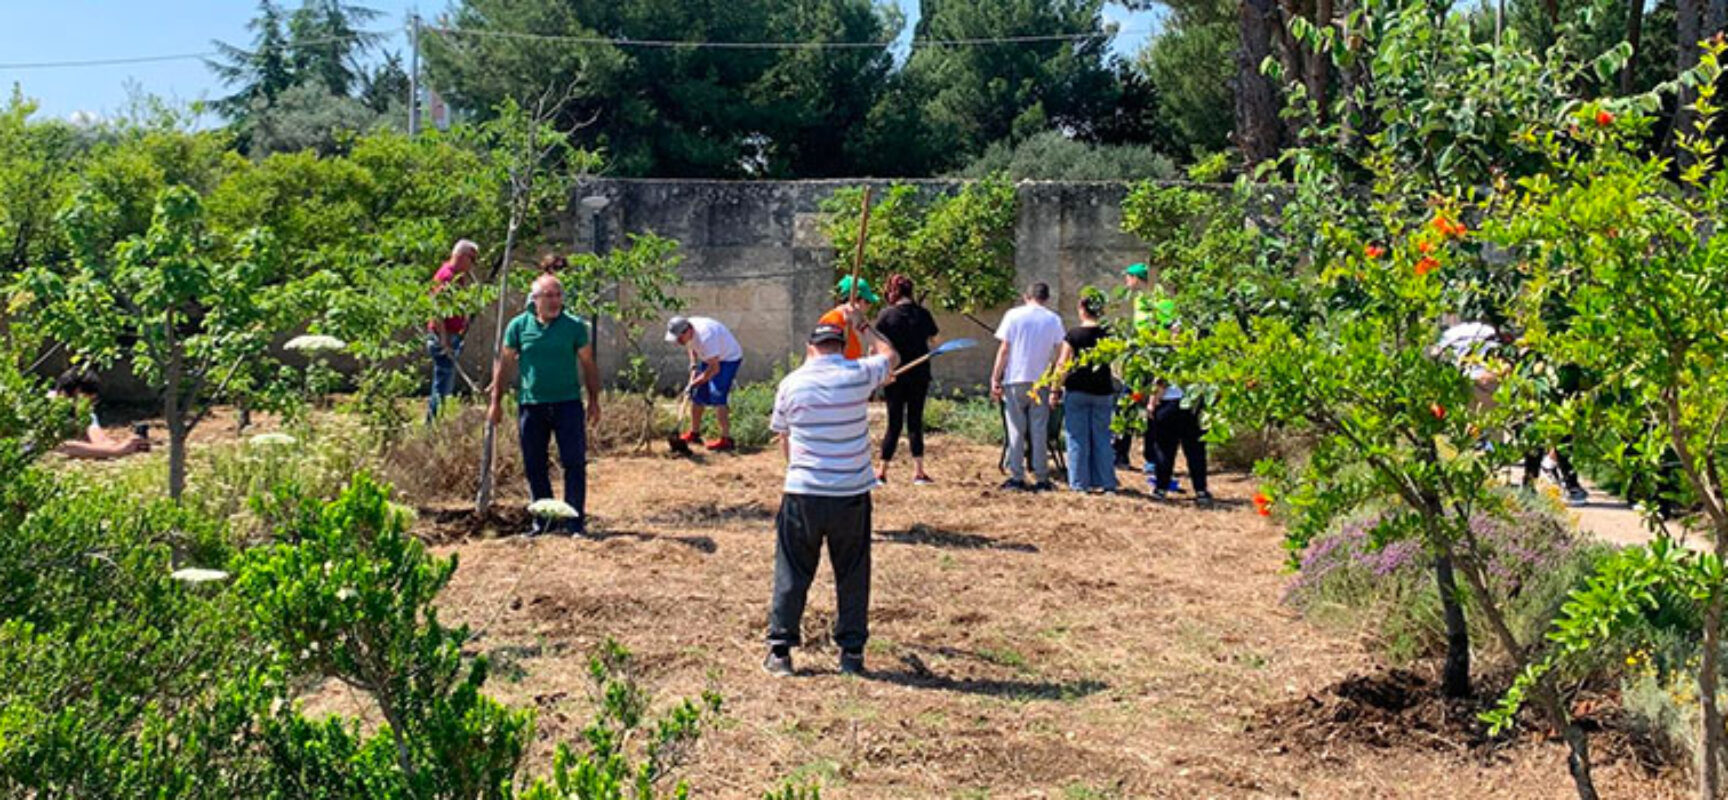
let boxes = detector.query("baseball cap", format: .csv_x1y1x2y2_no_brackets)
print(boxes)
1124,263,1150,280
835,275,880,303
665,316,693,342
809,324,847,345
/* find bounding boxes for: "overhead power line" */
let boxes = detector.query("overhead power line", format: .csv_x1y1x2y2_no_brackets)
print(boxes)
0,23,1143,71
427,25,1143,51
0,32,376,71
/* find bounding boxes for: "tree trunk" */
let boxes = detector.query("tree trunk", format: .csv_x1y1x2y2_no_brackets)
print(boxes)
1336,0,1365,147
1275,0,1306,140
1453,546,1599,800
1434,553,1471,697
164,314,187,502
1678,0,1704,155
1710,0,1727,38
1306,0,1334,122
1237,0,1286,167
1624,0,1646,96
1702,579,1724,800
474,217,520,514
1544,0,1560,26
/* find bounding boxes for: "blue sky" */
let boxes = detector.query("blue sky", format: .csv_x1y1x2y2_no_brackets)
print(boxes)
0,1,1162,122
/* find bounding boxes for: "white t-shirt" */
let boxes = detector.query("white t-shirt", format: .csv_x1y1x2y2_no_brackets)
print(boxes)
1438,322,1498,380
688,317,744,363
994,303,1065,385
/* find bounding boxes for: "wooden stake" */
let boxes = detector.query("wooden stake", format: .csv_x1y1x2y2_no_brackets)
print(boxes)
848,186,873,304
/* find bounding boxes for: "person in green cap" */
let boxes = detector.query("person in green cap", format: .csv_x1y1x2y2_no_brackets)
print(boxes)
818,275,880,360
1124,262,1177,329
1117,263,1177,484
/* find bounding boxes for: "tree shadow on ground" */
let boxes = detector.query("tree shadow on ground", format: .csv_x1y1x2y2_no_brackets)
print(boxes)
644,501,775,528
1111,489,1252,512
866,661,1106,701
585,528,718,554
874,523,1038,553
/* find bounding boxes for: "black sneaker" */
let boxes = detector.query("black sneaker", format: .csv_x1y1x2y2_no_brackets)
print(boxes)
763,648,794,677
1031,480,1055,493
1194,490,1214,505
1150,488,1169,501
999,478,1030,492
838,649,865,676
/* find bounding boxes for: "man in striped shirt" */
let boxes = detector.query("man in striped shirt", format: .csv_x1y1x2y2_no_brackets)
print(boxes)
763,312,899,677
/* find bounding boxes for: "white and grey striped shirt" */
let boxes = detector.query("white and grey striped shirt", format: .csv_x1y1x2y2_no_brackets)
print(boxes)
771,354,891,497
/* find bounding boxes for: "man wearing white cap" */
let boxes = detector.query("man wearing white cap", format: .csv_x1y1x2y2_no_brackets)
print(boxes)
667,315,745,451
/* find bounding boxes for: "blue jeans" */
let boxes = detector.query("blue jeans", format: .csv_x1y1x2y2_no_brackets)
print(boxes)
519,399,587,533
1063,391,1118,491
426,333,464,421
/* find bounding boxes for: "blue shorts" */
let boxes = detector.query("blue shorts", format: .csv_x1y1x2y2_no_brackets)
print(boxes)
692,360,742,406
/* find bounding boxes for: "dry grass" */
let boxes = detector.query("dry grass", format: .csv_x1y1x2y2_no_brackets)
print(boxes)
402,435,1683,799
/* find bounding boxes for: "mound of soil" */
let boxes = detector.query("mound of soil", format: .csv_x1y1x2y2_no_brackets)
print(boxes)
420,504,531,542
1253,666,1681,783
1250,668,1498,756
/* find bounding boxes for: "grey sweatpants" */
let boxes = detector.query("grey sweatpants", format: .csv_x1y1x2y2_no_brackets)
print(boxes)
1003,382,1050,483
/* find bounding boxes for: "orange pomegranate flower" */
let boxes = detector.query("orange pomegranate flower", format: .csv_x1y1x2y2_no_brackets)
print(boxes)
1418,240,1435,254
1364,244,1386,259
1415,256,1439,276
1595,110,1615,127
1252,492,1273,516
1430,403,1446,420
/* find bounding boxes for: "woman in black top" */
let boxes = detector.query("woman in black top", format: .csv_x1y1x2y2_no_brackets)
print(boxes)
1049,288,1117,492
874,274,939,485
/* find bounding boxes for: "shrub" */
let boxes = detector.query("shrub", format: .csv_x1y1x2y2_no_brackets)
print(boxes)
924,392,1002,447
821,177,1018,315
519,638,723,800
0,455,264,797
1285,494,1613,667
726,380,780,451
383,399,523,506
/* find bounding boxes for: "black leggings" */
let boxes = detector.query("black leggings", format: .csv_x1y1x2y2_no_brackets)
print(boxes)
882,381,928,462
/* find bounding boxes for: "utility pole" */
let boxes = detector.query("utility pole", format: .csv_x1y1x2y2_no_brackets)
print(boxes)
408,12,421,135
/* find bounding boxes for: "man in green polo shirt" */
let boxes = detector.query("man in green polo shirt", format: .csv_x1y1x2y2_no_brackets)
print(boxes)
489,272,602,535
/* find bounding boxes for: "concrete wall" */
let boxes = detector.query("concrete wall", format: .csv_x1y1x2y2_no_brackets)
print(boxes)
558,179,1151,392
81,179,1161,404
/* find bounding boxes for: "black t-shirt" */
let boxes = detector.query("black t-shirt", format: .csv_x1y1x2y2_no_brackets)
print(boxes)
874,302,940,382
1062,325,1113,395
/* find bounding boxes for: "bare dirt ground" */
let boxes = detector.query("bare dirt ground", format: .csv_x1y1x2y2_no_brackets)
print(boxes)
396,435,1684,799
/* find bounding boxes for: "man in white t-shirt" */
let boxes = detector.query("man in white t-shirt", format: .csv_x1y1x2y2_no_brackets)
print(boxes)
990,283,1066,491
667,315,746,451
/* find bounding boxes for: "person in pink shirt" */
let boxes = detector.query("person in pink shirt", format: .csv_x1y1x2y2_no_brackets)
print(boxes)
427,239,478,422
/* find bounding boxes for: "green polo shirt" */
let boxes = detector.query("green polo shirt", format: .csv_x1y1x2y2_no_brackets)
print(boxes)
504,310,590,405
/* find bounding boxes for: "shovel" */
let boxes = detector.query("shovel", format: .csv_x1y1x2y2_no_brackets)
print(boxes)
891,338,979,377
666,382,696,456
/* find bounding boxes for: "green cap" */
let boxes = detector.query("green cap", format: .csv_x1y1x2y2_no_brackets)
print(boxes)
1124,263,1150,280
836,275,880,303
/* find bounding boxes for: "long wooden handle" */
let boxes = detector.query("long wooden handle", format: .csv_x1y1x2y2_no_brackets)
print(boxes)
892,351,935,377
847,186,873,304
